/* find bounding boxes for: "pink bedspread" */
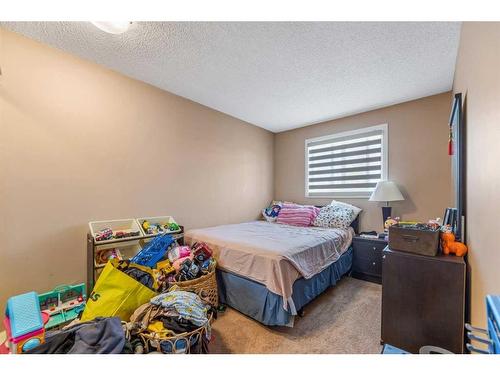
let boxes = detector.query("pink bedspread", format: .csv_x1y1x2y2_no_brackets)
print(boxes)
185,221,353,311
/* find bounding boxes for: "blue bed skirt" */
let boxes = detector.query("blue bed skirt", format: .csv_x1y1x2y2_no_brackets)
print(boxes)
217,246,353,326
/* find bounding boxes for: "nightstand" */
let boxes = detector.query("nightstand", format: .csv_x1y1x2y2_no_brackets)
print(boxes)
351,235,387,284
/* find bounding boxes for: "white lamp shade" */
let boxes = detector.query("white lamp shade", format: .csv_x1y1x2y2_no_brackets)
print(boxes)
369,180,404,202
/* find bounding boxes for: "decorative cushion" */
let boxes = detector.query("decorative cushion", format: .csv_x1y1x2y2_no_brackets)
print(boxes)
330,200,362,217
261,200,295,222
262,204,282,222
313,201,362,229
277,204,320,227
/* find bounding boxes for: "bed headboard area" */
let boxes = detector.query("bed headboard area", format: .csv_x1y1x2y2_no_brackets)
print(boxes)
314,206,359,234
350,216,359,234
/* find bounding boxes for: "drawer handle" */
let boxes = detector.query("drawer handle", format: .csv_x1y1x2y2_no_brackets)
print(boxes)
402,234,419,243
372,246,377,250
372,262,376,265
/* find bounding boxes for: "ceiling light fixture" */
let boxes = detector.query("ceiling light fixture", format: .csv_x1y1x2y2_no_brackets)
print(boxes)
91,21,133,34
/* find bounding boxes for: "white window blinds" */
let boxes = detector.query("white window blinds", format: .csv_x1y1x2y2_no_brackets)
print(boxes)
305,124,387,198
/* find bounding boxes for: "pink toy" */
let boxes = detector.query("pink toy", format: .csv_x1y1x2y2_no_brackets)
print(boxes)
167,246,191,263
4,315,48,354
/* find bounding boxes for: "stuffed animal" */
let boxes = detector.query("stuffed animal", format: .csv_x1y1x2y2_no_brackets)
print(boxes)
384,217,400,232
440,231,468,256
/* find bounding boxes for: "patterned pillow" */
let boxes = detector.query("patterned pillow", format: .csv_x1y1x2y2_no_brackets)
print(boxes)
330,200,362,215
313,201,361,229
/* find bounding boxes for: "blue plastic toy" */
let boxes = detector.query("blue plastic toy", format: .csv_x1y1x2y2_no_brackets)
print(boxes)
130,234,175,267
6,291,43,338
463,295,500,354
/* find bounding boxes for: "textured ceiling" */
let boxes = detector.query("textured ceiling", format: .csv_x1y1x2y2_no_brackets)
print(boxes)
1,22,461,132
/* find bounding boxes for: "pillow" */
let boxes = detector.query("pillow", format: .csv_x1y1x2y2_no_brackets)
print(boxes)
313,201,362,229
261,200,295,223
330,200,362,217
262,203,282,223
277,204,320,227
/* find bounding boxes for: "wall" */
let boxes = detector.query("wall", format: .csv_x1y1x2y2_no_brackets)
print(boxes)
453,22,500,326
0,28,274,315
275,92,453,232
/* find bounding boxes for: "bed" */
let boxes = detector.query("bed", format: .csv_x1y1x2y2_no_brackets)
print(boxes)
185,217,358,326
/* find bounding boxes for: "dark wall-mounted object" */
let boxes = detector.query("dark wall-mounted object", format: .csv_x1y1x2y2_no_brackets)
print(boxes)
449,93,465,242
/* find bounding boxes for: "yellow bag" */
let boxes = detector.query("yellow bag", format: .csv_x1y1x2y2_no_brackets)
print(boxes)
81,260,158,322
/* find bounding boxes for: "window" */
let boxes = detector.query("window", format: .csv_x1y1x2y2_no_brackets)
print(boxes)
305,124,387,198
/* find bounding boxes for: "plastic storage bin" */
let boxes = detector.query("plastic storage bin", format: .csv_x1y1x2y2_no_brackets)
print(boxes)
89,218,142,244
137,216,181,237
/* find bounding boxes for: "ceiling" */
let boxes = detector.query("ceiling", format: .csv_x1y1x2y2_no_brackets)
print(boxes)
2,22,461,132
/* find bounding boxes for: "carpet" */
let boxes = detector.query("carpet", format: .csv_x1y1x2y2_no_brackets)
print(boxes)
210,276,382,354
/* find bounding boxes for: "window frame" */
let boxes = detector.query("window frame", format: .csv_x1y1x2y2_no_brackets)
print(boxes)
304,123,388,199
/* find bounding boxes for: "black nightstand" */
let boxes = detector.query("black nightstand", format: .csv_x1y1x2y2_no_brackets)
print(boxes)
351,235,387,284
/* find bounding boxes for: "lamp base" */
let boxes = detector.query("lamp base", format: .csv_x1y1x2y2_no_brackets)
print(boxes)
382,206,392,224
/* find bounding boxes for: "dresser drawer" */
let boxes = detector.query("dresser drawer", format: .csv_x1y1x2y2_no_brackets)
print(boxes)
351,237,386,283
354,240,387,255
353,251,382,276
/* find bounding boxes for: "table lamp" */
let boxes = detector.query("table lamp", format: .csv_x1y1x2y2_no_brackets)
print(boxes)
369,180,405,224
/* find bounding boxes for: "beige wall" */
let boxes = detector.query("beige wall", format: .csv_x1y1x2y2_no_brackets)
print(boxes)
275,92,453,233
0,29,274,316
453,22,500,326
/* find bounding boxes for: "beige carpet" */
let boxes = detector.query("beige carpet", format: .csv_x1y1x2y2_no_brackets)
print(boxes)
211,276,382,354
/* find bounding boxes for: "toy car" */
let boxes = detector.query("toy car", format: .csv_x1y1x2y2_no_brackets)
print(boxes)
95,228,113,241
168,222,180,232
192,242,213,263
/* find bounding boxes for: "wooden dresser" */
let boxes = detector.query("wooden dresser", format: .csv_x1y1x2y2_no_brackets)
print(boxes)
381,247,466,353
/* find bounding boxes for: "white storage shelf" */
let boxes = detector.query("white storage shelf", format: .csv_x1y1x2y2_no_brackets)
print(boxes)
87,217,184,292
136,216,182,238
89,218,142,244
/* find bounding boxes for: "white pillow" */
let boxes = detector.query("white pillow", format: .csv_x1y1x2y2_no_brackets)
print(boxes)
330,200,362,217
313,200,361,229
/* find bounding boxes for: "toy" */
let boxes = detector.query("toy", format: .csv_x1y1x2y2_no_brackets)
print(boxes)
167,245,191,263
384,216,400,232
172,254,194,271
5,291,45,353
95,227,113,241
38,284,86,330
130,234,175,267
114,230,141,239
156,259,176,275
96,248,123,265
427,217,441,230
176,259,201,281
440,228,468,256
200,259,213,273
167,222,180,232
192,242,213,263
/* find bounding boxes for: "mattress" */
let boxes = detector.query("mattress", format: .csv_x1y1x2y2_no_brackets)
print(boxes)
185,221,353,312
217,247,353,326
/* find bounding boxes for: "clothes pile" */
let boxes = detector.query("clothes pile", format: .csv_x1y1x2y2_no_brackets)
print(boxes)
26,290,215,354
21,238,217,354
26,317,125,354
125,290,215,354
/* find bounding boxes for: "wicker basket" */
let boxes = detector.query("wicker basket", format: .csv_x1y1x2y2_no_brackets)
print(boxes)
169,260,218,307
139,313,213,354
